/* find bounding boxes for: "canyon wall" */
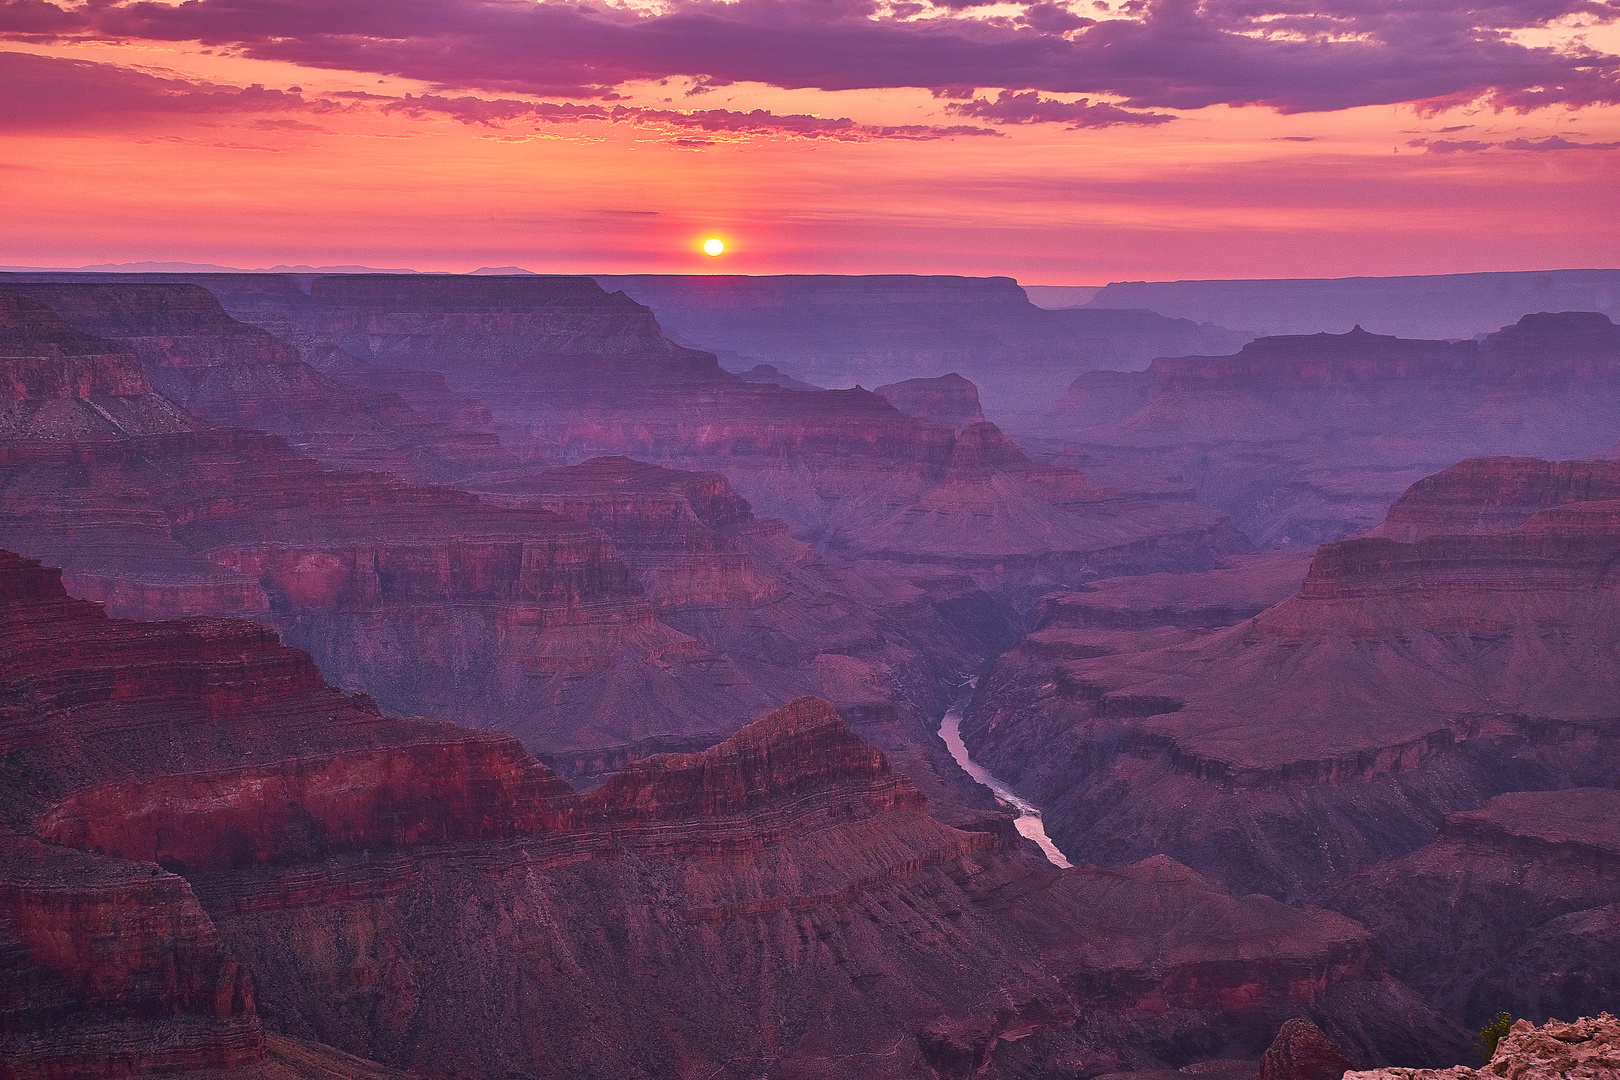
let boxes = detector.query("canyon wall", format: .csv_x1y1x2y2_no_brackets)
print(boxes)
963,455,1620,903
1025,314,1620,545
1,555,1468,1079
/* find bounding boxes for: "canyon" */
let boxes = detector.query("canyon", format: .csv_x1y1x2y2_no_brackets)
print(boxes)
593,274,1252,415
0,550,1467,1079
1021,313,1620,545
963,453,1620,903
4,268,1619,1078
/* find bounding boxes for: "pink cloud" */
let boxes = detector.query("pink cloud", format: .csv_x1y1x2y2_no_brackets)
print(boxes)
385,91,1001,139
1411,133,1620,152
944,89,1173,125
0,50,337,132
1,0,1616,112
0,52,994,142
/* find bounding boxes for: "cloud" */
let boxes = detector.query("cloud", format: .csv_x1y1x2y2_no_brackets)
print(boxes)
1500,134,1620,149
944,88,1173,125
0,51,993,142
0,49,339,132
3,0,1617,114
1410,133,1620,152
382,92,1001,140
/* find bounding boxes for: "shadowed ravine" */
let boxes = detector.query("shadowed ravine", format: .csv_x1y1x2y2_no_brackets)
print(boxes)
938,684,1073,868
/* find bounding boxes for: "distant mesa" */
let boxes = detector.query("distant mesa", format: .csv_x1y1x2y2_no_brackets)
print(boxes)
1082,268,1620,339
593,272,1251,415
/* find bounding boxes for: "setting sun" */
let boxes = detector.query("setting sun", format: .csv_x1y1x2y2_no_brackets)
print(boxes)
702,238,725,257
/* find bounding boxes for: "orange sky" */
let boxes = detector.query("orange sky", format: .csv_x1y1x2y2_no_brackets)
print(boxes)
3,18,1618,281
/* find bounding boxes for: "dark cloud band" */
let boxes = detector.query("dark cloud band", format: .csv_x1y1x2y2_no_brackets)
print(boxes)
2,0,1617,113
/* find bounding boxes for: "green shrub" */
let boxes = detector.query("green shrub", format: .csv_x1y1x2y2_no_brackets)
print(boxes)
1475,1012,1515,1063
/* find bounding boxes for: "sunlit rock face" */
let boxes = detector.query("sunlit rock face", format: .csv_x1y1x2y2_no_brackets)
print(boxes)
0,556,1466,1079
1025,313,1620,547
963,454,1620,902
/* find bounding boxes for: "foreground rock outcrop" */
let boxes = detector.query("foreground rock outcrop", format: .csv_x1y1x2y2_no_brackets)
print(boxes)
1344,1014,1620,1080
1,551,1467,1079
1260,1019,1361,1080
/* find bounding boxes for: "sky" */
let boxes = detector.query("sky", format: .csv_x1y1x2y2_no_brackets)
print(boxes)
1,0,1618,282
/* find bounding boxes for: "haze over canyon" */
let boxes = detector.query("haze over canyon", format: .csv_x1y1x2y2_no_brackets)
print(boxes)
0,261,1617,1079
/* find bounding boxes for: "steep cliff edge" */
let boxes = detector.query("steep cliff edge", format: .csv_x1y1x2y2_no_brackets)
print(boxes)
0,294,193,439
963,457,1620,901
2,562,1464,1079
0,282,512,482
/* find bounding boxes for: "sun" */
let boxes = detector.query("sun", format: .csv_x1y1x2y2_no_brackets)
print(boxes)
702,238,725,257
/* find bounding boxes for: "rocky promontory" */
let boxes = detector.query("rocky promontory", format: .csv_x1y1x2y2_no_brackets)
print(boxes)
1344,1014,1620,1080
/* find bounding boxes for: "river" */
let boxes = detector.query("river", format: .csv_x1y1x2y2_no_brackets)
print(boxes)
937,689,1073,869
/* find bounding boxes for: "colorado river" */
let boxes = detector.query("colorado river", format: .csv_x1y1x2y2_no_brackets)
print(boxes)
938,690,1073,869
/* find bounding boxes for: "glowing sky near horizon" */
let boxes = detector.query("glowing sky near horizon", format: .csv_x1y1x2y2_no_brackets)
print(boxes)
1,0,1617,281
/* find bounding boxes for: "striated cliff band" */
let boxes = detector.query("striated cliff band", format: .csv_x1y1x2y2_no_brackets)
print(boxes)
962,454,1620,906
0,549,1467,1079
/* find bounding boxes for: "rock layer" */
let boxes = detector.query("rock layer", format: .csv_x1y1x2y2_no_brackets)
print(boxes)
1026,314,1620,545
964,457,1620,900
1324,789,1620,1028
0,281,512,482
1,554,1465,1079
